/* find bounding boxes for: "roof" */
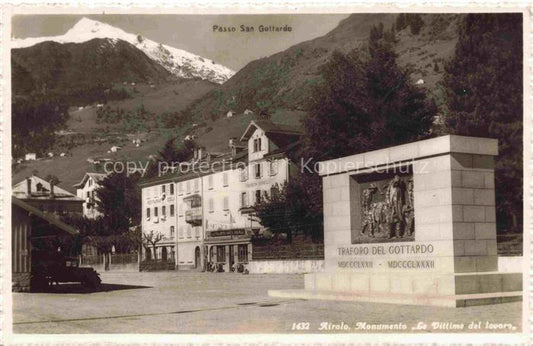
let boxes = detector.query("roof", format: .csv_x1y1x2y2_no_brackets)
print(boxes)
139,150,249,188
263,140,302,159
12,197,79,235
73,172,108,188
12,175,83,201
240,120,303,142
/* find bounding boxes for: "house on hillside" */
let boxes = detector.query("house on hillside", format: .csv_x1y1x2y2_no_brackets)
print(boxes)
226,110,234,118
12,175,83,216
73,172,108,219
25,153,36,161
139,118,303,272
110,146,121,153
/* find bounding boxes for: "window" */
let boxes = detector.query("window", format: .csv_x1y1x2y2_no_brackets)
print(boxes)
254,163,262,179
217,246,226,262
162,185,166,194
170,204,175,216
146,208,150,218
270,186,279,199
241,192,248,208
255,190,262,204
269,160,278,175
88,179,92,187
162,206,166,216
170,184,174,195
253,138,262,152
86,191,90,198
170,226,175,238
178,203,184,217
178,183,183,195
195,228,200,238
208,175,213,189
223,196,229,210
238,244,248,262
154,207,158,217
186,181,191,193
187,226,192,238
223,172,229,186
179,227,184,238
209,198,214,213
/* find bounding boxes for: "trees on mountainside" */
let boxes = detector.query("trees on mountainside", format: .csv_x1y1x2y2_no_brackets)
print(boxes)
255,23,436,243
443,13,523,232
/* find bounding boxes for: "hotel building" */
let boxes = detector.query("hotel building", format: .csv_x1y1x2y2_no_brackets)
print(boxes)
140,119,302,271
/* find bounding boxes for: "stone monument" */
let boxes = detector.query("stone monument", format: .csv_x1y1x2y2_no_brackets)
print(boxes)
270,135,522,307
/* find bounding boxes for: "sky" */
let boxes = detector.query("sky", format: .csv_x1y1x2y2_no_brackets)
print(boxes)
12,14,349,71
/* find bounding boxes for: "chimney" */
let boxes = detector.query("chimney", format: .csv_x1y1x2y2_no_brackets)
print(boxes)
26,177,31,196
49,179,55,198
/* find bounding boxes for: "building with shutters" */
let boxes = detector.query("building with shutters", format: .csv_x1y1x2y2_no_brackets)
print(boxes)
73,172,108,219
139,119,302,271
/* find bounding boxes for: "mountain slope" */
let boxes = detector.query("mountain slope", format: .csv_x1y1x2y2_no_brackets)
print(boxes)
12,38,172,97
12,17,234,84
184,14,461,123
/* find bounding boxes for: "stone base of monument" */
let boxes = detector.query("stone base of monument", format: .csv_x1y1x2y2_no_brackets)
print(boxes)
269,136,524,308
269,271,522,307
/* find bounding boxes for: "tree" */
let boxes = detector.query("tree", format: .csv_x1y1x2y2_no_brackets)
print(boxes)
254,183,289,240
396,13,408,31
96,171,142,235
158,137,197,164
45,174,61,185
254,179,323,243
142,230,164,260
443,13,522,232
304,30,435,163
11,95,69,157
145,137,198,178
408,14,424,35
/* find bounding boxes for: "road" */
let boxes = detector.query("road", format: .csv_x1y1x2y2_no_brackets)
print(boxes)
13,271,522,334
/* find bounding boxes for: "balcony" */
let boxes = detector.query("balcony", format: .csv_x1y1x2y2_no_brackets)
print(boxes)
185,207,202,226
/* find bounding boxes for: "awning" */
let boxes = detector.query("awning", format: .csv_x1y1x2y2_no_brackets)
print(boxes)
12,197,79,236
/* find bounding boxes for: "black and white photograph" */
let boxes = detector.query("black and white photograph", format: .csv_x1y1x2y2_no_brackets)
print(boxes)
3,8,528,343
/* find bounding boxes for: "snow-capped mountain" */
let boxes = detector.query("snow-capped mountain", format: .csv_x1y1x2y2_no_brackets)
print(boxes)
12,17,234,84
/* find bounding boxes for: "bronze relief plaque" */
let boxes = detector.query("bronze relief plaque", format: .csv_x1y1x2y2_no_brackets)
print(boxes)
351,168,414,244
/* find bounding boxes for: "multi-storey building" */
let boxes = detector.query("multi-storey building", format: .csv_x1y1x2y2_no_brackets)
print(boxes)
73,172,108,219
140,119,302,271
13,175,84,215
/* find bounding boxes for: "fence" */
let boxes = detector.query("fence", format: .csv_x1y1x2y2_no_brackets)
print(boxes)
252,243,324,260
139,259,176,272
497,233,522,256
80,253,139,272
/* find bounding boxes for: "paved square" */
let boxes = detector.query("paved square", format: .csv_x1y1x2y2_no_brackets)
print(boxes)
13,272,522,334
